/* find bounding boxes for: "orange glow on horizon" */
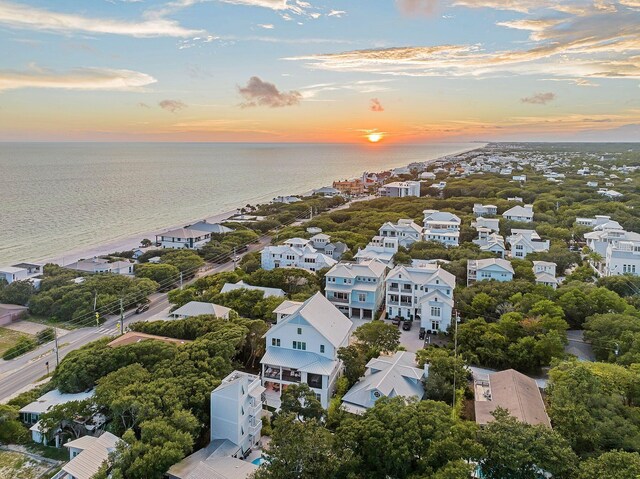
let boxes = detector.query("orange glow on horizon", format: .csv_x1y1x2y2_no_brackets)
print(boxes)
367,132,383,143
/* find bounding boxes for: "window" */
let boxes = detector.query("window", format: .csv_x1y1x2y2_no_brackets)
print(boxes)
431,306,441,317
358,293,366,302
297,327,302,335
320,344,325,353
293,341,307,350
272,338,281,347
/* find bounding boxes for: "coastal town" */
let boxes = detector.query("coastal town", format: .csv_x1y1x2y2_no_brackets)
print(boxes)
1,142,640,479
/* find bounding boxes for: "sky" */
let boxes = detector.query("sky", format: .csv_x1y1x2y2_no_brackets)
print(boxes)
0,0,639,143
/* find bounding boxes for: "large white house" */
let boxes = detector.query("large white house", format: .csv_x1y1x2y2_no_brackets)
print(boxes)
474,231,507,258
502,204,534,223
261,293,352,408
385,264,456,333
155,227,212,250
575,215,617,229
467,258,515,286
472,217,500,233
507,230,550,258
210,371,265,455
324,260,387,320
379,219,423,248
533,261,559,288
261,238,337,272
354,237,398,266
423,210,461,247
604,241,640,277
584,223,640,258
473,204,498,217
64,258,133,275
378,181,421,198
341,351,426,415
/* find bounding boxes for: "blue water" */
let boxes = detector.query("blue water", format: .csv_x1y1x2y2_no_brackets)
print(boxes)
0,142,480,264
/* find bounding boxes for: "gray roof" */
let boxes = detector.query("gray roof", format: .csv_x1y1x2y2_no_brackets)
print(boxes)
20,389,95,415
171,301,232,318
220,280,285,298
342,351,425,414
167,440,256,479
261,347,338,375
188,221,234,234
62,432,121,479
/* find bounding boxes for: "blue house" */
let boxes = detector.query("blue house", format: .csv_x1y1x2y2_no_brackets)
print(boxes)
467,258,514,286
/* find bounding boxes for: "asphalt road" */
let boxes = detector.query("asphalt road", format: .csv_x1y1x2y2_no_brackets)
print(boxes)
0,236,270,402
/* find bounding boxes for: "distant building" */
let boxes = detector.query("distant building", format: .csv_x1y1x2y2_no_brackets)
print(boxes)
467,258,514,286
378,181,421,198
341,351,426,415
472,217,500,233
155,227,213,250
473,204,498,217
220,281,285,298
64,258,133,275
605,241,640,277
188,221,233,235
575,215,617,229
272,196,301,204
502,204,534,223
354,236,398,266
261,238,337,272
379,219,423,248
312,186,342,197
533,261,558,289
170,301,233,319
333,179,365,196
507,229,550,258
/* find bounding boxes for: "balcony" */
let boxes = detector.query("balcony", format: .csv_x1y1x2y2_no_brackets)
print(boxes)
400,302,412,307
282,370,302,383
388,285,399,292
249,419,262,437
330,296,350,305
387,299,399,306
263,367,280,380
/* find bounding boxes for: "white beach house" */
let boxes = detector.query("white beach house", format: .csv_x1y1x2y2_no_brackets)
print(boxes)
378,219,423,248
423,210,461,247
260,238,337,272
354,237,399,266
385,263,456,333
324,260,387,320
378,181,421,198
502,204,534,223
261,293,352,408
473,204,498,217
467,258,514,286
507,229,550,258
533,261,559,288
52,432,121,479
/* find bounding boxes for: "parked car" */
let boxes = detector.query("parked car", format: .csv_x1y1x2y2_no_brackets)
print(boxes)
135,301,150,314
419,328,426,340
402,319,412,331
391,316,402,326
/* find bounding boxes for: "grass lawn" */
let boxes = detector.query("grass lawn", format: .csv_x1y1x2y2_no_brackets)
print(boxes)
0,450,54,479
25,315,80,331
0,328,30,356
24,444,68,462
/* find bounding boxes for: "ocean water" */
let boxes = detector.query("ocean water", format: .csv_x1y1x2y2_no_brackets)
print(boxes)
0,142,479,264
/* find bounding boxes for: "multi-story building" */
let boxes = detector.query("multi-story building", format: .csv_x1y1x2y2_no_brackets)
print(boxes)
210,371,265,455
378,219,423,248
261,293,352,408
575,215,619,230
385,264,456,333
604,241,640,277
423,210,461,247
332,179,365,196
507,229,550,258
378,181,421,198
584,223,640,257
261,238,337,272
473,204,498,217
467,258,514,286
502,204,534,223
354,236,398,266
533,261,559,288
324,260,387,319
472,217,500,233
474,231,507,258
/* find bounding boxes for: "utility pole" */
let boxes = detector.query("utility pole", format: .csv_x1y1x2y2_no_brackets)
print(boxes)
179,271,184,290
53,327,60,367
93,291,97,311
233,246,237,269
309,206,313,220
119,298,124,335
451,310,460,415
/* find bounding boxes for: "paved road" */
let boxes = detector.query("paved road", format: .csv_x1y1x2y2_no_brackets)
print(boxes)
0,236,270,402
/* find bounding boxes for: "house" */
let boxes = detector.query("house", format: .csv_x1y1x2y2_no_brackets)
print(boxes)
273,300,303,322
210,371,265,454
19,389,95,445
64,258,133,275
507,230,550,258
604,241,640,277
512,175,527,182
575,215,617,229
502,204,534,223
324,260,388,319
107,332,191,348
584,224,639,258
261,238,337,272
379,219,423,248
467,259,514,286
155,227,212,250
312,186,342,197
310,233,331,250
170,301,233,319
385,264,456,332
419,172,436,180
261,293,352,408
586,181,599,187
167,372,264,479
598,189,624,199
474,232,507,258
378,181,421,198
188,221,234,235
473,204,498,217
220,281,285,298
474,369,551,427
52,432,121,479
431,181,447,190
533,261,559,289
0,266,29,284
272,195,301,204
341,351,426,415
324,241,349,261
354,237,398,266
507,196,523,203
472,217,500,233
333,179,365,196
423,210,461,247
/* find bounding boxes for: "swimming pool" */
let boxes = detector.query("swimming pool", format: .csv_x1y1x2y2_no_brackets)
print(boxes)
251,457,267,466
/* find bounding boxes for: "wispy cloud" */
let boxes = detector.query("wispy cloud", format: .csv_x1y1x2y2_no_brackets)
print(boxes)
0,65,156,91
521,92,555,104
238,76,302,107
159,99,187,112
396,0,438,16
257,23,274,29
370,98,384,111
0,1,202,38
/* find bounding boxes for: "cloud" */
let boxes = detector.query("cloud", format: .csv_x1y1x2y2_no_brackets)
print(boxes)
396,0,438,15
287,2,640,82
0,1,202,38
257,23,274,29
370,98,384,112
521,92,556,104
0,65,156,91
238,76,302,108
327,10,346,17
159,99,187,112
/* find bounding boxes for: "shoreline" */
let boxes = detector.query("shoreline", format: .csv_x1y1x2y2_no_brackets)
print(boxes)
32,144,483,267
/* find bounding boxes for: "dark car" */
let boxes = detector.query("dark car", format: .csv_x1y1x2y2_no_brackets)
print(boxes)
391,316,402,326
135,301,150,314
402,319,412,331
419,328,426,340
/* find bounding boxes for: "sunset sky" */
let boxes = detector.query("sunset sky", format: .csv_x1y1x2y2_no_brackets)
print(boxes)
0,0,639,143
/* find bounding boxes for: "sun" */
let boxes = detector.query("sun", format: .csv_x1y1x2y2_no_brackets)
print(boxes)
367,132,383,143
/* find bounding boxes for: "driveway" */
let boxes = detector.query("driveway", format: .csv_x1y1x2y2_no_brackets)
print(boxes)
565,330,595,362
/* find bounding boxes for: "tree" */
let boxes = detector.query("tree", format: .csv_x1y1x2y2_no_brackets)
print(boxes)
0,280,34,306
576,451,640,479
140,238,152,248
352,321,400,355
39,399,97,440
0,404,29,444
338,345,367,386
418,348,469,404
160,250,204,277
478,409,577,479
134,263,180,288
253,414,341,479
279,384,325,421
2,335,37,360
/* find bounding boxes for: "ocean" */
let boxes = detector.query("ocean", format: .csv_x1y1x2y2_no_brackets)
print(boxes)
0,142,479,265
